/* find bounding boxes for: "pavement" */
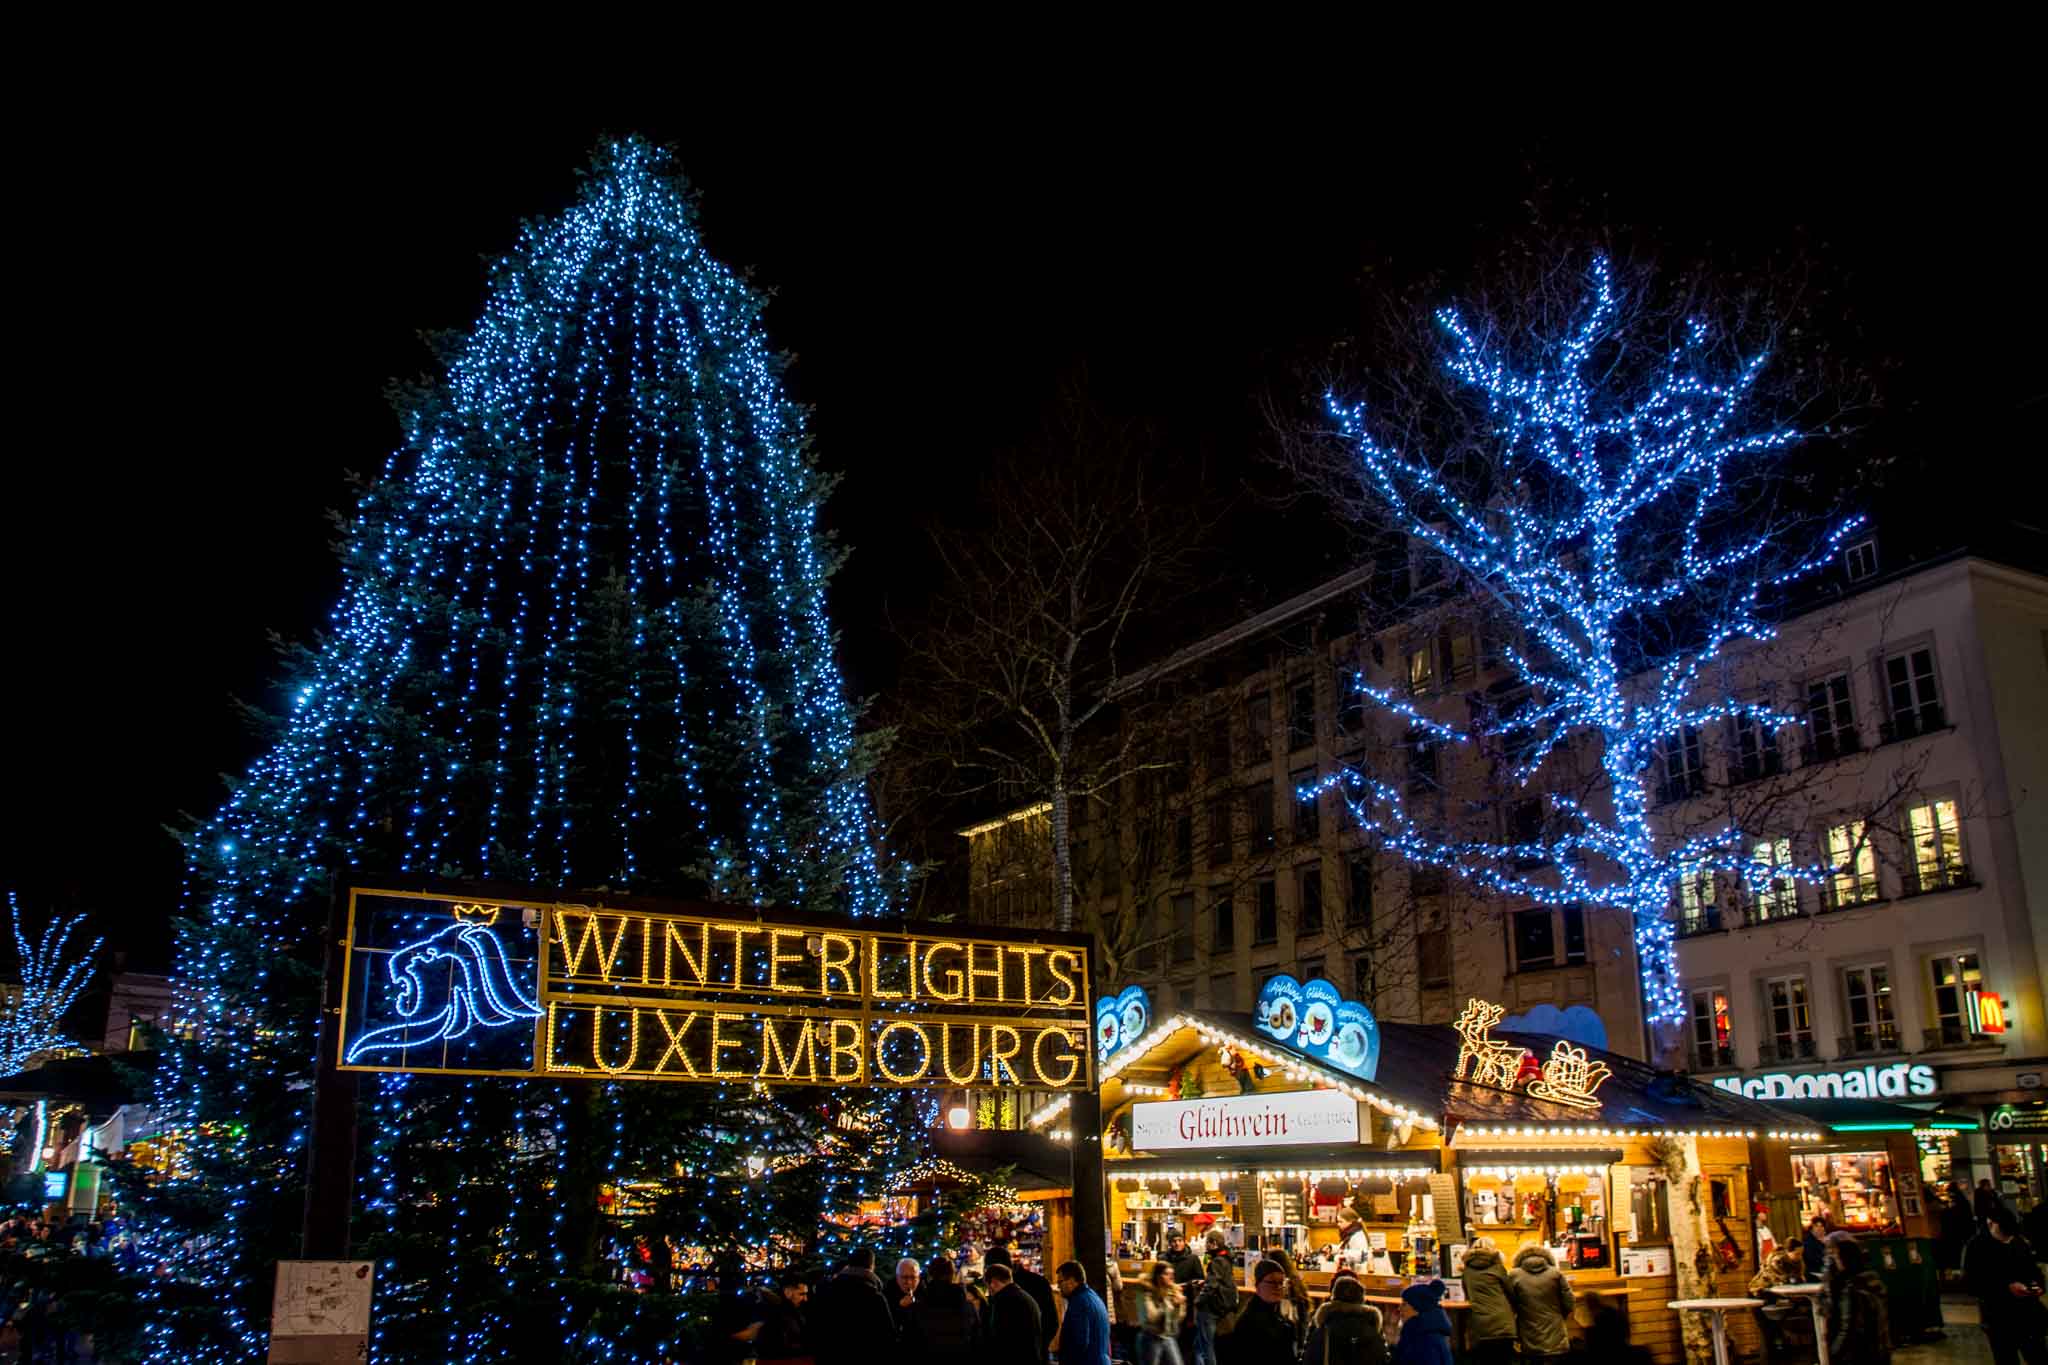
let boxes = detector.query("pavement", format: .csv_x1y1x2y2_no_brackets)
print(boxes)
1894,1297,1998,1365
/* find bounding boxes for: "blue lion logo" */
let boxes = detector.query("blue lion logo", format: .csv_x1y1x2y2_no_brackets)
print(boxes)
346,920,543,1064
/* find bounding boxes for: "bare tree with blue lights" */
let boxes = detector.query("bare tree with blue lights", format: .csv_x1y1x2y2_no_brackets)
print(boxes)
0,893,101,1077
1306,257,1870,1063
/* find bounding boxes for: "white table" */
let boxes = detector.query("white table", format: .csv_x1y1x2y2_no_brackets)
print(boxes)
1667,1297,1765,1365
1768,1282,1829,1365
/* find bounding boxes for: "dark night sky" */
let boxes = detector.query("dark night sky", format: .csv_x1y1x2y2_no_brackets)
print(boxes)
4,97,2034,969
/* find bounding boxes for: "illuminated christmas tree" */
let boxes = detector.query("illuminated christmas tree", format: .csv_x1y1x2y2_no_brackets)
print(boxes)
1320,257,1860,1060
143,139,907,1362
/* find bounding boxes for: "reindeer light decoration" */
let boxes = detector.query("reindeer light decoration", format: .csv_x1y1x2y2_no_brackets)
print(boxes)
1452,999,1531,1090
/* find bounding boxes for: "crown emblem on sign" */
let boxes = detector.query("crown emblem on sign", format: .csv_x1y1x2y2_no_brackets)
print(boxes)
451,902,502,926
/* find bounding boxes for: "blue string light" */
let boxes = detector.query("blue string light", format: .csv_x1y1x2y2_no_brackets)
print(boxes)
1318,256,1862,1037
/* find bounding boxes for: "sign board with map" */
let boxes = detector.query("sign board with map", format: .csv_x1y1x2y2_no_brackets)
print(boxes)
268,1260,374,1364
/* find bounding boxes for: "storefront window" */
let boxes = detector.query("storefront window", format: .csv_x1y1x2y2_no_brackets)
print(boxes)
1795,1151,1898,1230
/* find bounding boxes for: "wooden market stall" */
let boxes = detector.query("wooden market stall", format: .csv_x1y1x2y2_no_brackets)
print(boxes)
1030,998,1816,1365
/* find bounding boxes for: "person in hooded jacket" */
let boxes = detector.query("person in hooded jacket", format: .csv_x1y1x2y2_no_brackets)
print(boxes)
809,1247,894,1365
986,1245,1057,1362
1390,1279,1453,1365
1168,1231,1208,1288
1303,1275,1389,1365
907,1255,982,1364
1459,1237,1515,1365
1507,1243,1576,1363
1822,1232,1891,1365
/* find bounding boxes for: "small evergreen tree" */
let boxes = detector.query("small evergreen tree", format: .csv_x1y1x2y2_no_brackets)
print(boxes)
136,139,912,1362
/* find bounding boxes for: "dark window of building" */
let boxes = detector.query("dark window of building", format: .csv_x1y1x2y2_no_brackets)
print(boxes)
1167,738,1190,794
1884,647,1943,739
1253,879,1278,945
1805,674,1859,761
1288,680,1318,751
1291,767,1320,842
1731,713,1783,784
1211,971,1237,1009
1335,659,1366,736
1411,865,1446,898
1352,953,1377,1000
1135,901,1159,972
1171,894,1196,964
1844,537,1879,582
1207,713,1233,778
1298,862,1324,935
1246,785,1275,852
1513,907,1555,971
1416,930,1451,990
1563,904,1587,965
1245,691,1273,762
1346,856,1373,927
1657,726,1705,803
1207,800,1232,867
1407,729,1439,793
1173,814,1193,876
1212,888,1235,952
1299,956,1325,984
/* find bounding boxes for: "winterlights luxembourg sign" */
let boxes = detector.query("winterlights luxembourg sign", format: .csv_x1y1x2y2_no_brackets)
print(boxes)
335,887,1093,1091
1711,1062,1938,1101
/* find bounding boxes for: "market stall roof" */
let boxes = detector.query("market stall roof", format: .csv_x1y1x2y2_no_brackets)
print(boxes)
910,1128,1073,1199
1033,1010,1819,1141
1758,1097,1980,1134
0,1051,154,1119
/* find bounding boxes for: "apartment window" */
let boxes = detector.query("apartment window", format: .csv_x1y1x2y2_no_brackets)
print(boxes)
1689,989,1734,1070
1245,691,1273,762
1246,785,1276,852
1210,972,1237,1009
1411,865,1447,898
1676,870,1721,937
1335,660,1366,736
1172,814,1194,877
1167,738,1190,794
1443,631,1475,683
1291,767,1320,842
1750,837,1799,923
1289,680,1318,751
1416,928,1452,990
1346,855,1373,928
1207,801,1232,868
1512,907,1556,971
1211,887,1235,952
1563,905,1587,965
1731,713,1783,784
1135,900,1159,973
1299,956,1324,985
1906,797,1967,893
1297,862,1324,935
1406,642,1436,695
1842,964,1898,1054
1764,974,1814,1060
1805,674,1860,761
1657,726,1706,802
1844,537,1879,582
1351,954,1377,1000
1929,951,1984,1046
1406,730,1440,793
1253,879,1279,946
1883,646,1943,739
1207,713,1233,778
1171,893,1196,964
1825,820,1881,908
1506,797,1547,866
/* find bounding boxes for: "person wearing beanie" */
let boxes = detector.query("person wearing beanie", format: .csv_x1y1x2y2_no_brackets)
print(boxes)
1231,1258,1299,1364
1304,1274,1390,1365
1508,1243,1575,1363
1460,1236,1515,1365
1392,1280,1453,1365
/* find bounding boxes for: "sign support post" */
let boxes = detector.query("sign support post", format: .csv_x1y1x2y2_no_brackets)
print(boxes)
1069,1085,1105,1296
302,887,357,1259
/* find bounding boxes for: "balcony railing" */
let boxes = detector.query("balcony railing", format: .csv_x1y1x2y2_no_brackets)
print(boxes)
1655,772,1708,806
1757,1038,1819,1064
1823,877,1884,912
1732,752,1785,785
1690,1044,1736,1071
1880,704,1947,745
1905,862,1973,897
1801,730,1864,765
1746,894,1804,927
1677,908,1725,939
1924,1024,2002,1051
1838,1031,1902,1057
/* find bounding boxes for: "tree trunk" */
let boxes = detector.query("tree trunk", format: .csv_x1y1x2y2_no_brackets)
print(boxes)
1666,1136,1716,1365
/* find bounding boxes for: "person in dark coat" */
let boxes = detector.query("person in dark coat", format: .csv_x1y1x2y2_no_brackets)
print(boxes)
983,1263,1047,1365
1507,1243,1575,1363
1303,1275,1389,1365
891,1257,924,1341
1390,1279,1453,1365
1977,1179,2008,1232
810,1247,895,1365
1941,1183,1979,1272
754,1274,809,1361
1964,1207,2048,1365
986,1245,1057,1361
1823,1232,1891,1365
1802,1211,1836,1279
1056,1260,1113,1365
907,1255,982,1363
1168,1232,1208,1289
1193,1232,1240,1365
1225,1259,1298,1364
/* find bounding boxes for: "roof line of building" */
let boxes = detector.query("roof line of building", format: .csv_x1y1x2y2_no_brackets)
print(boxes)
1111,564,1378,699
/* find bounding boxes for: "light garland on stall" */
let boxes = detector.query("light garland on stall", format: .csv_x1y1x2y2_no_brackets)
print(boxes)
1454,1123,1823,1142
1323,256,1868,1032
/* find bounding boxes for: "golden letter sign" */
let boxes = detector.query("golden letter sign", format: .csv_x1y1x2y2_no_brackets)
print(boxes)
335,886,1093,1092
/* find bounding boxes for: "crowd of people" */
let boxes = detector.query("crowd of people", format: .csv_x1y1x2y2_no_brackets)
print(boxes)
716,1242,1112,1364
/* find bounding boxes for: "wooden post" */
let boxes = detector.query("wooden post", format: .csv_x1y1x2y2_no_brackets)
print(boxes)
301,887,358,1258
1070,1087,1106,1293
